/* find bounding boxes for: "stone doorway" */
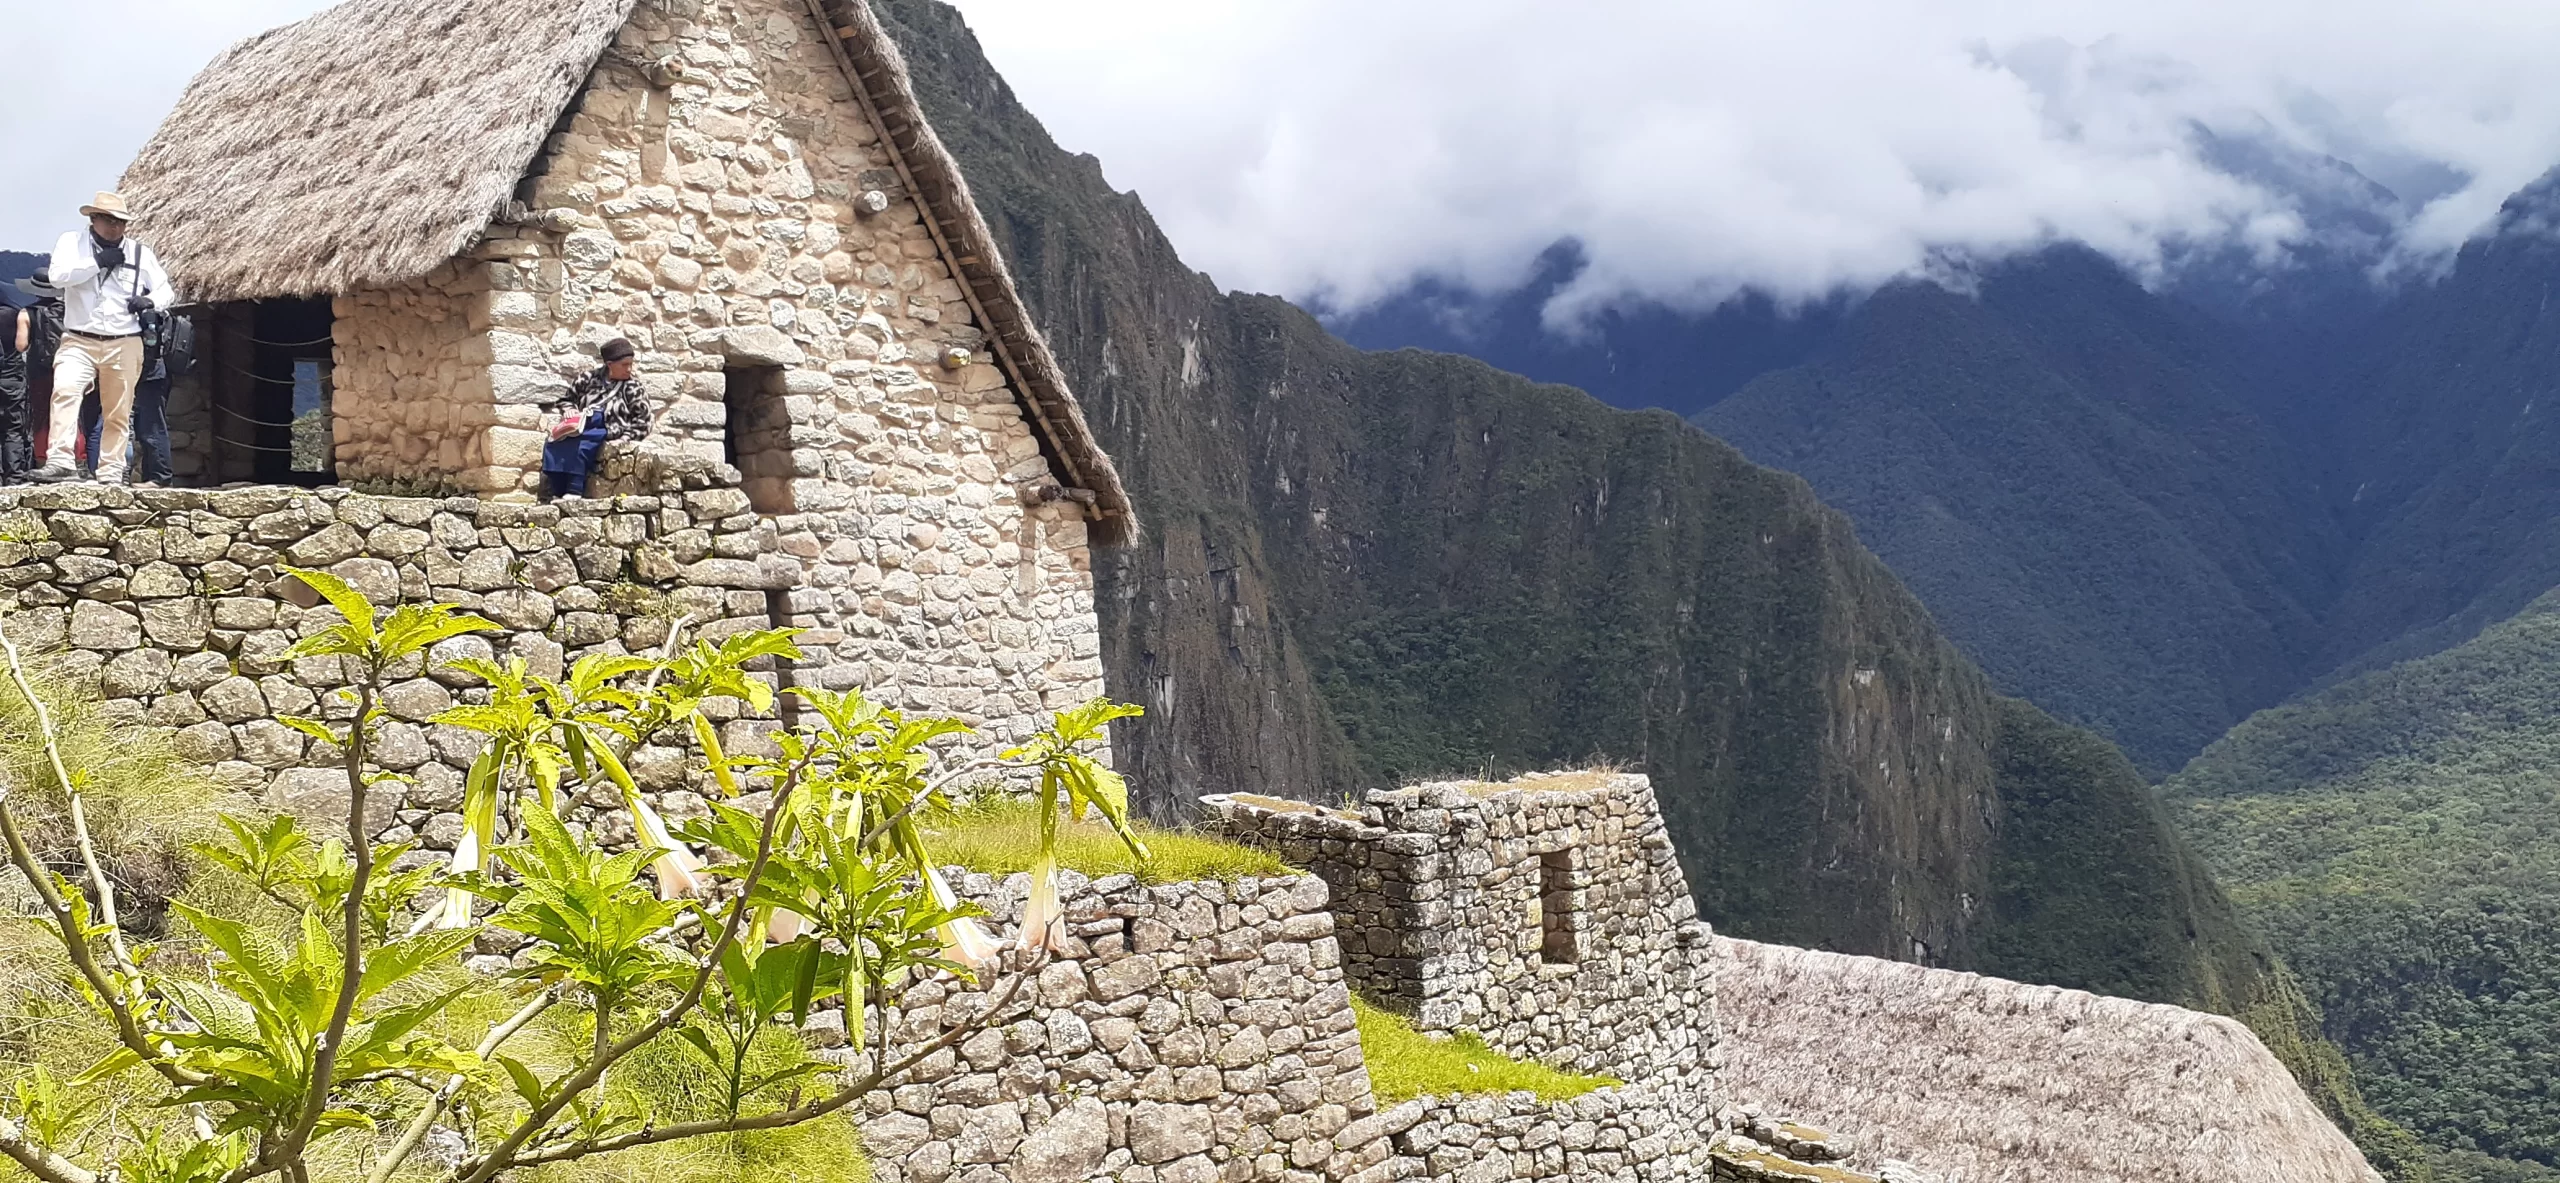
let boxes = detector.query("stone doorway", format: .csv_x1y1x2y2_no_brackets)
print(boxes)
192,297,335,486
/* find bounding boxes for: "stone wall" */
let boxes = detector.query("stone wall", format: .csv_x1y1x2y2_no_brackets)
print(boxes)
866,844,1713,1183
0,482,1102,845
1199,774,1716,1083
332,263,502,486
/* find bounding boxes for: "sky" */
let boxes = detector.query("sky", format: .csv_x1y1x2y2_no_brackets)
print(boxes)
11,0,2560,324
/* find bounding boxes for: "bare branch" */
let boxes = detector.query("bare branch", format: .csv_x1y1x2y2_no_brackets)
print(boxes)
0,781,200,1088
0,626,141,982
501,966,1035,1170
0,1111,99,1183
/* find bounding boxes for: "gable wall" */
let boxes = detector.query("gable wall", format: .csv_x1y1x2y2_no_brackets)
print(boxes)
325,0,1103,747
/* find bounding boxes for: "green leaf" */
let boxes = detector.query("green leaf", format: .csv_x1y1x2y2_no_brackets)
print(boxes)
672,1025,723,1069
356,929,475,1001
276,715,342,746
313,1108,377,1134
497,1055,547,1110
375,603,501,664
170,902,293,1011
70,1045,144,1086
280,565,376,644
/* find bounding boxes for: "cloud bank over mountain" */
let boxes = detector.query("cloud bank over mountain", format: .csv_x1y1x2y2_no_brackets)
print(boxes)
950,0,2560,319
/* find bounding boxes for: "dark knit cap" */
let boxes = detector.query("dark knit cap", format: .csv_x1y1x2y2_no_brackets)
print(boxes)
600,337,636,362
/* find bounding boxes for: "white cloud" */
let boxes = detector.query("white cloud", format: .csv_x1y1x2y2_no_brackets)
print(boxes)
15,0,2560,323
1,0,332,256
946,0,2560,317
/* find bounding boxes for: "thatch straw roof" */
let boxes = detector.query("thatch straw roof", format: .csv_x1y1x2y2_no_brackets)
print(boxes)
122,0,641,305
119,0,1132,540
1715,938,2380,1183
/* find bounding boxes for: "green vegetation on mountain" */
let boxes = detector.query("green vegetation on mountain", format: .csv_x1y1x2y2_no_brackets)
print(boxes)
2169,588,2560,1181
880,2,2415,1170
1696,249,2339,775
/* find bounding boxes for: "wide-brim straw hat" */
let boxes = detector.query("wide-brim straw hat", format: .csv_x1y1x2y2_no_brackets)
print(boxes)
14,270,60,299
78,191,134,221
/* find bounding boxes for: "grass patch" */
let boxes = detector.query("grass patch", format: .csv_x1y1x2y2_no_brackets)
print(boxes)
924,797,1293,885
1350,995,1616,1104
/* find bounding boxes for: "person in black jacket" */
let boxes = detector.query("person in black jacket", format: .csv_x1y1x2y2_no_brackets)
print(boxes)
3,273,63,483
0,302,24,484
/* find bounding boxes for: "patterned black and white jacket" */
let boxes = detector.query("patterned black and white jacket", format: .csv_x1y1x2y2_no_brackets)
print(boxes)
550,368,654,440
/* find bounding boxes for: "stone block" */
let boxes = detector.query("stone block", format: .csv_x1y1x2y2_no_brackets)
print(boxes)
138,598,211,649
68,601,141,650
1129,1103,1215,1165
711,325,805,367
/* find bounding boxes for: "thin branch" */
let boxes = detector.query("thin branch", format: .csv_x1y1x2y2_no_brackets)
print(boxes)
0,1112,98,1183
280,679,381,1163
0,782,199,1087
502,966,1034,1170
457,763,805,1183
0,626,140,981
366,986,560,1183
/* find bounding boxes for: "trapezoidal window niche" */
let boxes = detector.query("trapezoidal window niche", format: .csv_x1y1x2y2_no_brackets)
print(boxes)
722,365,793,514
1538,848,1580,966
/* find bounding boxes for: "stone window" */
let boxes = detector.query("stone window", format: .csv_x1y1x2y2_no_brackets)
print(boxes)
1538,849,1579,965
723,365,792,513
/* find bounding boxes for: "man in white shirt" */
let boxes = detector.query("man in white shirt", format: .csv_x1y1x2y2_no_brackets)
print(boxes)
32,191,172,484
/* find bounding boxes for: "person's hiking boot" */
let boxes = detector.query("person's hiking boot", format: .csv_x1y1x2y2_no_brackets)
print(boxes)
25,464,76,484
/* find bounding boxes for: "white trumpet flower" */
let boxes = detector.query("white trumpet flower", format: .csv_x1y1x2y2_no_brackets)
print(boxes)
925,866,1000,971
626,789,707,900
1019,856,1063,954
430,823,482,929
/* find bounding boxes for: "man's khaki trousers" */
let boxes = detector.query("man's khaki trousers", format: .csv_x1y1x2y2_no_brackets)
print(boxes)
50,333,139,480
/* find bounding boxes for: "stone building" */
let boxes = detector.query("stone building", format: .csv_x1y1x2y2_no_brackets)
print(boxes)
117,0,1134,748
1200,772,1721,1177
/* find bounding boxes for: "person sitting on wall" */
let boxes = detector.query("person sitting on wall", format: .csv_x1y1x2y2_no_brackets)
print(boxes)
30,192,172,485
540,337,652,500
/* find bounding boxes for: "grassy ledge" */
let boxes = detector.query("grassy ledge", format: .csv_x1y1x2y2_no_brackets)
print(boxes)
926,797,1295,884
1351,996,1618,1105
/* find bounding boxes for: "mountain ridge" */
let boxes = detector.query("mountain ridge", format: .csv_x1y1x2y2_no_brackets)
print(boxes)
876,1,2421,1173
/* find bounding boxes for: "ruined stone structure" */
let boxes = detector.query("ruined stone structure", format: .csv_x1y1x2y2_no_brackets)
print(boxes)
1196,773,1719,1181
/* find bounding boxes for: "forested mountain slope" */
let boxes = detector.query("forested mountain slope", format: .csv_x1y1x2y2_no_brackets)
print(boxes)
2170,589,2560,1182
1697,249,2341,772
2315,171,2560,680
876,1,2418,1170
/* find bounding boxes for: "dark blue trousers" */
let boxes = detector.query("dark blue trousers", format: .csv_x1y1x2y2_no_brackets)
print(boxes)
543,421,609,496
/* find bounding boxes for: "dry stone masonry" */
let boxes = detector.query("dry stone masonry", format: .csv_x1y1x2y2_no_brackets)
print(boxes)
0,473,1736,1183
0,482,1101,849
1195,772,1720,1182
834,769,1727,1183
1200,773,1716,1082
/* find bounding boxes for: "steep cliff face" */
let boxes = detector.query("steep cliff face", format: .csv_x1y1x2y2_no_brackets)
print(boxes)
867,8,2418,1164
873,0,2392,1094
873,0,2004,961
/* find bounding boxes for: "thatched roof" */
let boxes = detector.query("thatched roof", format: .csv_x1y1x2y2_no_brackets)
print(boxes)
120,0,1132,541
122,0,641,304
1715,938,2381,1183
